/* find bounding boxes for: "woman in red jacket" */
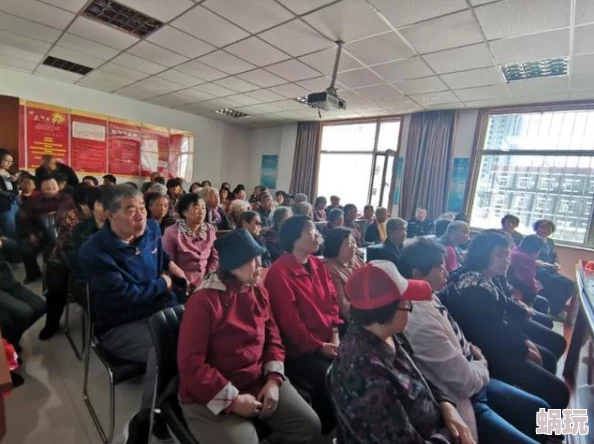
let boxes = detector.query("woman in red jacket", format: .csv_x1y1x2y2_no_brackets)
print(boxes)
177,229,320,444
265,215,342,434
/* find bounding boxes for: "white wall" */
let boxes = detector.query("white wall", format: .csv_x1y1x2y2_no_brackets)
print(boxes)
0,68,250,187
452,109,479,157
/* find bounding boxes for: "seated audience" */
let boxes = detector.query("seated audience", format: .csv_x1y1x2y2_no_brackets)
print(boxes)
256,192,274,230
145,191,176,235
440,221,470,272
55,173,74,195
444,231,569,410
0,149,19,242
81,176,99,187
102,174,117,186
439,212,456,220
265,215,342,434
240,211,272,268
400,238,551,444
366,217,407,265
313,196,327,222
434,217,452,238
178,229,320,444
454,213,470,223
200,180,211,187
248,185,262,203
294,193,308,206
263,206,292,263
232,185,247,202
162,193,218,291
274,190,285,206
407,207,434,238
199,187,223,227
125,182,138,189
219,185,230,204
140,172,162,194
502,214,524,246
166,178,184,217
325,195,343,216
79,185,186,442
357,204,375,239
534,219,575,317
228,199,251,230
35,154,79,188
343,204,363,247
323,227,364,319
294,201,313,218
188,182,201,194
508,235,549,314
284,194,296,208
320,208,344,239
21,176,73,283
364,207,388,244
331,260,474,444
18,172,37,204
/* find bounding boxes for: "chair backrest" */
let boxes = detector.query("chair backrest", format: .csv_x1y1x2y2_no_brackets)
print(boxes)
326,363,346,444
148,305,185,401
39,212,59,245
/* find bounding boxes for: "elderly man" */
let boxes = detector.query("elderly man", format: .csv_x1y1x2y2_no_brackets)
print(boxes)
256,192,274,231
79,184,187,442
364,207,388,244
407,207,434,238
366,217,407,266
34,154,79,189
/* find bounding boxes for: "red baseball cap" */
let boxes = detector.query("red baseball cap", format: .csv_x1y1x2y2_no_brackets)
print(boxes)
346,260,433,310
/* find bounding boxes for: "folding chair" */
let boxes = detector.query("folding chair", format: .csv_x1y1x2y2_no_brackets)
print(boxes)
64,279,87,360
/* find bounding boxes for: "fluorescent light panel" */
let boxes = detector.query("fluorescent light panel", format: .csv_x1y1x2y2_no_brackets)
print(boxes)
500,57,568,83
84,0,164,38
215,109,250,118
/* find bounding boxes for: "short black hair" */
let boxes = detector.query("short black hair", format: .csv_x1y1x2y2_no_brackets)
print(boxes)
102,174,117,184
166,178,183,189
434,218,451,237
324,227,352,258
533,219,556,233
125,181,138,189
54,172,67,183
72,183,93,207
190,182,201,192
280,215,311,253
240,210,259,226
20,172,34,182
82,175,99,186
350,301,400,326
520,234,545,254
399,238,445,279
327,208,344,223
176,192,202,218
86,187,103,211
343,203,357,215
145,191,168,208
40,175,57,184
454,212,469,222
275,190,286,198
464,229,511,272
501,214,520,227
155,177,165,185
259,192,272,202
314,196,327,206
0,148,11,162
201,180,211,187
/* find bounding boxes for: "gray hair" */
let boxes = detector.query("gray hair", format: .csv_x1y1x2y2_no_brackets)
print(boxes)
446,220,469,237
294,201,312,216
145,190,168,207
375,206,388,216
387,217,407,233
327,208,344,223
198,186,216,200
102,184,143,213
148,183,167,195
294,193,308,205
272,206,293,229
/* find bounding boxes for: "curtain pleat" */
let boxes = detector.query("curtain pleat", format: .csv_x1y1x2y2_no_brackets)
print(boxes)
289,122,322,201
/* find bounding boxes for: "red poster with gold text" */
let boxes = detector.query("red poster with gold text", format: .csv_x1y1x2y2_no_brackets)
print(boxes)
26,106,69,168
108,122,141,176
71,114,107,173
18,104,25,169
140,128,169,177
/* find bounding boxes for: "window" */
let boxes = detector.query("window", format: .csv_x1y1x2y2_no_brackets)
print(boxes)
317,119,401,210
470,109,594,246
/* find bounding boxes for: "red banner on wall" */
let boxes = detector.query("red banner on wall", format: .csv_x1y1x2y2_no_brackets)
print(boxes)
18,104,25,169
71,114,107,173
140,128,170,177
26,106,69,168
108,122,141,176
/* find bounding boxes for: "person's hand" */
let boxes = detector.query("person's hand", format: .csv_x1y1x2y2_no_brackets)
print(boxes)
471,344,485,361
331,328,340,346
320,342,338,359
161,273,173,290
514,299,534,317
28,234,38,246
168,262,187,280
440,402,476,444
554,262,561,271
525,340,543,366
230,394,262,418
257,379,280,418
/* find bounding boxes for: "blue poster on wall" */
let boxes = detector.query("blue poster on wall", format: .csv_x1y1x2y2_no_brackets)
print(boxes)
447,157,470,213
392,157,405,205
260,154,278,189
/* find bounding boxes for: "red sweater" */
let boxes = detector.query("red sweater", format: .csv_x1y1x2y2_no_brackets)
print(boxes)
177,275,285,413
265,253,342,358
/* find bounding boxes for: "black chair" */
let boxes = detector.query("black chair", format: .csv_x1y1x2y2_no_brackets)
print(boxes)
325,364,343,444
81,282,146,443
64,278,87,360
39,212,59,293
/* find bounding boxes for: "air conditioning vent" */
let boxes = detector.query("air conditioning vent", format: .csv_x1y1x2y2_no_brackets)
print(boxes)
83,0,164,38
42,56,93,75
215,109,250,118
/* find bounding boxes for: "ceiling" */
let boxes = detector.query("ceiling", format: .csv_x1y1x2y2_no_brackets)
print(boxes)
1,0,593,127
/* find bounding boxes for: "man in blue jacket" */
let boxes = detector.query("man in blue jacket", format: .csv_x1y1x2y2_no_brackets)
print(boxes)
79,184,187,442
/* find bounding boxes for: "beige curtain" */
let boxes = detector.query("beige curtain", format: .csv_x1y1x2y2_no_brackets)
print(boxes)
290,122,322,201
400,110,457,220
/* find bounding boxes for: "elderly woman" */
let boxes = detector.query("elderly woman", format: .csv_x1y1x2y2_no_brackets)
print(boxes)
162,193,218,290
367,217,408,266
239,211,272,268
342,204,363,247
264,206,292,262
331,260,474,444
199,186,223,227
228,199,251,230
189,182,202,194
533,219,574,317
178,229,320,444
323,227,364,320
294,201,313,219
265,215,342,434
146,191,176,234
320,208,344,239
439,220,470,272
313,197,327,222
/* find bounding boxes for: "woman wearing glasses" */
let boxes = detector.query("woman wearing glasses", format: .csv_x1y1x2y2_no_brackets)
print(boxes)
239,211,272,268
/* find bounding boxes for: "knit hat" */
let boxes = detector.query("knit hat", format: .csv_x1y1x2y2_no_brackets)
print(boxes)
346,260,432,310
214,229,267,271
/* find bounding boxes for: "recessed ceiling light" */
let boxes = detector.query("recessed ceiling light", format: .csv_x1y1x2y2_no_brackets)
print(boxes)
215,109,250,118
42,56,93,75
295,96,312,107
500,57,568,83
83,0,164,38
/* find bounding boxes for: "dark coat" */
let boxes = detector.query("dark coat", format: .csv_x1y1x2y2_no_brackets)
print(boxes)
35,162,79,189
366,239,401,266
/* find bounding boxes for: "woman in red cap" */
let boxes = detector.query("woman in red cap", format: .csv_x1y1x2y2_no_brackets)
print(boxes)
330,260,475,444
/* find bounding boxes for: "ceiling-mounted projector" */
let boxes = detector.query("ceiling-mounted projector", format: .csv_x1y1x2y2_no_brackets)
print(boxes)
305,41,347,113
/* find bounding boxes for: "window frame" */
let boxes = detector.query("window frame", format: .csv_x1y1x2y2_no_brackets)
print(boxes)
468,103,594,248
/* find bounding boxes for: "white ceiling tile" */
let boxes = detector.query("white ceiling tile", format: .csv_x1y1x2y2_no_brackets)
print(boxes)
574,24,594,56
570,90,594,101
576,0,594,25
454,84,508,101
410,90,459,106
214,77,259,93
174,87,216,102
198,50,255,75
370,57,433,82
77,70,135,91
273,99,310,111
117,84,160,101
192,83,236,97
176,102,212,114
157,69,204,87
297,76,335,91
345,32,414,66
199,97,242,110
265,59,321,82
572,54,594,77
0,43,44,63
41,0,87,12
238,69,287,88
475,0,570,40
128,41,188,67
225,38,290,67
507,77,568,97
469,0,499,5
240,103,284,114
0,29,51,54
225,94,263,106
68,17,139,50
489,29,569,65
299,47,362,75
302,0,390,42
56,33,120,60
202,0,293,33
268,83,311,98
146,91,212,107
259,19,333,57
245,89,286,102
441,67,504,89
395,76,447,94
426,102,465,110
423,43,494,74
147,26,215,59
112,53,167,75
49,45,105,68
463,98,510,109
78,80,126,94
0,0,74,29
375,96,418,111
117,0,195,22
134,77,182,95
508,92,568,104
570,75,594,92
370,0,468,28
176,60,227,81
337,68,384,88
400,10,483,54
171,6,249,47
100,62,149,81
276,0,336,15
35,64,83,83
0,11,61,43
0,54,37,72
352,83,403,101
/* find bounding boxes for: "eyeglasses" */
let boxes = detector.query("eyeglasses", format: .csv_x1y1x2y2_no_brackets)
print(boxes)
254,221,262,226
